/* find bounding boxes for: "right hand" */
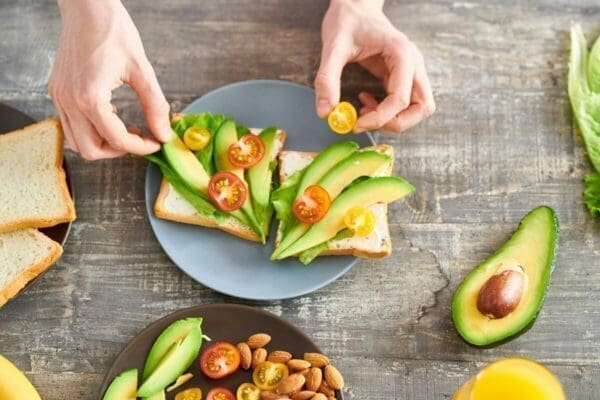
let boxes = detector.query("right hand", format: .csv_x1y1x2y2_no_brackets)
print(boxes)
49,0,172,160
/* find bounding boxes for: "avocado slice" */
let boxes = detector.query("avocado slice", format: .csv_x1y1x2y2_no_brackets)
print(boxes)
102,368,137,400
137,318,203,397
142,317,202,380
295,141,359,196
145,390,166,400
451,206,559,347
163,135,210,194
213,119,264,239
276,176,414,259
272,150,391,259
247,127,278,222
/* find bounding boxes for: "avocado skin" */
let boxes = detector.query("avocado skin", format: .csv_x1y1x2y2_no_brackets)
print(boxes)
102,368,137,400
451,206,559,347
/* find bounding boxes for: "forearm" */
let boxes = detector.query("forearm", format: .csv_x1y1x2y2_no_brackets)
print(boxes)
57,0,122,18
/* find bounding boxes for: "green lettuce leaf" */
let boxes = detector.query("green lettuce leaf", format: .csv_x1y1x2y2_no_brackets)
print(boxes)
271,168,306,235
568,24,600,172
298,230,353,265
144,153,220,217
584,172,600,217
171,113,226,175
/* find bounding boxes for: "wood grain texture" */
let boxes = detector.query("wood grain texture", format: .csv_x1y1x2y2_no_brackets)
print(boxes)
0,0,599,399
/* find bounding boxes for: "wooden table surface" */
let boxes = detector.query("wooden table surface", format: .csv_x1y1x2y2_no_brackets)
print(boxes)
1,1,599,399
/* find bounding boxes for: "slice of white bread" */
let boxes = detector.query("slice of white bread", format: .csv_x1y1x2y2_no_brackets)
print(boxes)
275,144,394,259
0,228,63,307
0,118,76,234
154,127,287,242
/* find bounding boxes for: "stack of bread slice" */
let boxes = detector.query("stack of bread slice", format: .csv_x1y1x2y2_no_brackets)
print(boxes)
0,118,75,307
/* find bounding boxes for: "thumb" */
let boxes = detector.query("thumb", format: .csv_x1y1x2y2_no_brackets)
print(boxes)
314,41,350,118
128,60,173,143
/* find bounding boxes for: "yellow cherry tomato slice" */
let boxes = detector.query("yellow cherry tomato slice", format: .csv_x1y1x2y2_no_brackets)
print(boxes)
327,101,357,134
236,383,261,400
344,206,376,236
183,126,211,151
252,361,289,391
175,387,203,400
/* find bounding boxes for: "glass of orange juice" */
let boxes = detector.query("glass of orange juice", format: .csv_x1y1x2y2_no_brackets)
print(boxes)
453,358,566,400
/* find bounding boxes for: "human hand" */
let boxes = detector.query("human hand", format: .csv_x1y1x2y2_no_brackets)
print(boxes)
315,0,435,133
49,0,172,160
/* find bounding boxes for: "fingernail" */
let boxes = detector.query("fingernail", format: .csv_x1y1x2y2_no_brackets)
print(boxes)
317,99,331,117
161,121,174,142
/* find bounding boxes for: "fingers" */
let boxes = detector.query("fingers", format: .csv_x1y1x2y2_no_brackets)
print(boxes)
314,39,351,118
66,108,126,160
355,38,415,132
78,89,162,156
383,53,436,133
128,60,173,143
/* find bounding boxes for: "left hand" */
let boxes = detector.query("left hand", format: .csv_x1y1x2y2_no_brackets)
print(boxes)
315,0,435,133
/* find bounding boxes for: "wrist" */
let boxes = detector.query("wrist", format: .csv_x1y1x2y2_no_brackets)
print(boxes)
58,0,122,17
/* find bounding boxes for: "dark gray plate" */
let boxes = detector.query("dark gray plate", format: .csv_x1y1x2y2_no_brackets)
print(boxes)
98,304,343,400
145,80,374,300
0,103,74,293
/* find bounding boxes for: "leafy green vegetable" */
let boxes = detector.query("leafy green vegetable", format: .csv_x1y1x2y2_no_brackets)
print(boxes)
298,230,353,265
569,24,600,173
171,113,226,175
584,172,600,217
271,167,306,235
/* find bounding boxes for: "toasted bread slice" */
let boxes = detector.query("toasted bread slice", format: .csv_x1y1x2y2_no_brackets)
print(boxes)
0,118,76,234
154,128,286,242
0,229,63,308
275,144,394,259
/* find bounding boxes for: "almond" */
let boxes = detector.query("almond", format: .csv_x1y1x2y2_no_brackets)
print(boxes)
247,333,272,349
237,342,252,370
252,347,268,369
268,350,293,363
328,397,336,400
305,367,322,392
292,391,316,400
303,353,329,368
311,394,327,400
318,381,335,397
276,373,306,395
323,365,344,390
297,368,310,376
288,359,311,371
261,391,284,400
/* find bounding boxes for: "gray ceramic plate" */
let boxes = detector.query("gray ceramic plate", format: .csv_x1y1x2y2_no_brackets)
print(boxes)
145,80,374,300
98,304,343,400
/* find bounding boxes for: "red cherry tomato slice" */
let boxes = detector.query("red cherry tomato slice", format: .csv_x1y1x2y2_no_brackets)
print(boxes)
227,134,265,169
208,172,248,211
292,185,331,224
200,341,241,380
206,387,236,400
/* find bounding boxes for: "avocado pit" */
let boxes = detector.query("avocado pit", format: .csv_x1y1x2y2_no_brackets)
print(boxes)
477,267,526,319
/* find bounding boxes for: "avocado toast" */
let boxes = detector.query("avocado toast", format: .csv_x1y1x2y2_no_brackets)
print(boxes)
271,141,414,264
148,113,286,243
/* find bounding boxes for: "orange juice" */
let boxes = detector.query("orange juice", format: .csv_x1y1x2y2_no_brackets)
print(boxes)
453,358,565,400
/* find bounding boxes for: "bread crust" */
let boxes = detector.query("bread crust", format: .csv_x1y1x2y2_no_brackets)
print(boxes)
275,144,395,260
0,230,63,308
0,118,76,234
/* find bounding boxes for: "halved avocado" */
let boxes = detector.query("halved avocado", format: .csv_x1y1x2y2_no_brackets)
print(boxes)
163,135,210,193
276,176,414,259
137,318,203,397
102,368,137,400
142,317,202,380
213,119,263,239
451,206,559,347
272,150,391,259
